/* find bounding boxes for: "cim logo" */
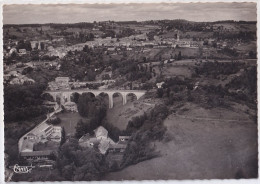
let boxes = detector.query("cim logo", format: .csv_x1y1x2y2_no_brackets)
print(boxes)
12,164,35,174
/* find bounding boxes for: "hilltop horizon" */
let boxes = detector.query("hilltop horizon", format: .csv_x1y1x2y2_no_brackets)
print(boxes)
3,19,257,26
3,3,256,24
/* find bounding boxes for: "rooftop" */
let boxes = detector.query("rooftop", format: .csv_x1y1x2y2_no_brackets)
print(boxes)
109,143,127,149
21,140,34,152
94,126,108,139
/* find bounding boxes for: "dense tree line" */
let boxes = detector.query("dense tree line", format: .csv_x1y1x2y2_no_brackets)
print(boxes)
213,31,256,41
67,32,95,44
47,117,61,125
157,77,193,99
218,47,239,58
60,48,105,81
16,40,32,51
50,22,94,29
117,28,136,38
112,60,153,82
77,93,107,118
195,61,245,77
4,83,50,122
226,66,257,105
74,93,107,138
158,63,257,109
121,104,169,167
56,138,107,181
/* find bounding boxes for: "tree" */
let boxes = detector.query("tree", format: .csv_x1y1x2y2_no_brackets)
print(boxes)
157,88,164,98
75,119,88,138
57,138,107,181
77,93,107,119
40,42,45,50
17,40,32,51
62,163,76,180
178,51,182,60
4,83,48,122
71,93,80,103
249,51,256,59
48,117,61,125
60,127,66,146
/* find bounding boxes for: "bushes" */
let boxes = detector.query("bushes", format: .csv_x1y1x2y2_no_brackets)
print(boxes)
157,88,164,98
195,61,245,77
47,117,61,125
121,136,159,168
226,66,256,97
56,138,107,181
126,105,169,133
102,121,126,142
127,113,148,131
156,77,193,100
5,106,49,122
75,93,108,138
218,47,239,57
75,118,101,139
122,105,169,167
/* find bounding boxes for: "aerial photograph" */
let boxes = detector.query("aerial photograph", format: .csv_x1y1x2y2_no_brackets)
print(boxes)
2,2,258,182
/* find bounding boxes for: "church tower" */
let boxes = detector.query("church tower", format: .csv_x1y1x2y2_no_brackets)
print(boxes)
177,31,180,42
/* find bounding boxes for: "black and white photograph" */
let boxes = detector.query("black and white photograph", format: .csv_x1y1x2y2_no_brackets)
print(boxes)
1,0,259,183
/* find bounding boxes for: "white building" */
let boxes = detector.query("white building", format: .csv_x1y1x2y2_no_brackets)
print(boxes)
156,82,165,88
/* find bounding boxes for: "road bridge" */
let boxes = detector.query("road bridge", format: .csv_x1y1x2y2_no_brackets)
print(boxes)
43,89,146,108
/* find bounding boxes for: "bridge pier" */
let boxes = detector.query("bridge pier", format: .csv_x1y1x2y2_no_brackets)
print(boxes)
65,93,71,102
122,93,127,105
108,93,113,109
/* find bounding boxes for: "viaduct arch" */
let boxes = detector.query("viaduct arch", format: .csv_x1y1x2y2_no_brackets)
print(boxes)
43,89,146,109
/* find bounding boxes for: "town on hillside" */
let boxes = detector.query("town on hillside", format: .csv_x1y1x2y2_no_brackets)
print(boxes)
3,2,258,182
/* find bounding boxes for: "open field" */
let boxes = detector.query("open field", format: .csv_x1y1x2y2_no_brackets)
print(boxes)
163,64,192,78
103,103,257,180
234,41,257,52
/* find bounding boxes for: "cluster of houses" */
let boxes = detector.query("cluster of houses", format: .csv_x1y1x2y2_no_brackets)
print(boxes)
3,37,65,59
48,77,71,91
30,38,64,51
3,47,30,58
84,33,201,50
48,76,117,91
20,120,62,164
46,32,203,58
20,125,129,166
79,126,130,155
4,70,35,85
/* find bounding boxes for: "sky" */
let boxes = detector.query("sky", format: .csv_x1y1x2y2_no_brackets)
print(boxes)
3,2,257,24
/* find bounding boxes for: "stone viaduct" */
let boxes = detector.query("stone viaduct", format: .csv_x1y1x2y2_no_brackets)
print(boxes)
43,89,146,108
